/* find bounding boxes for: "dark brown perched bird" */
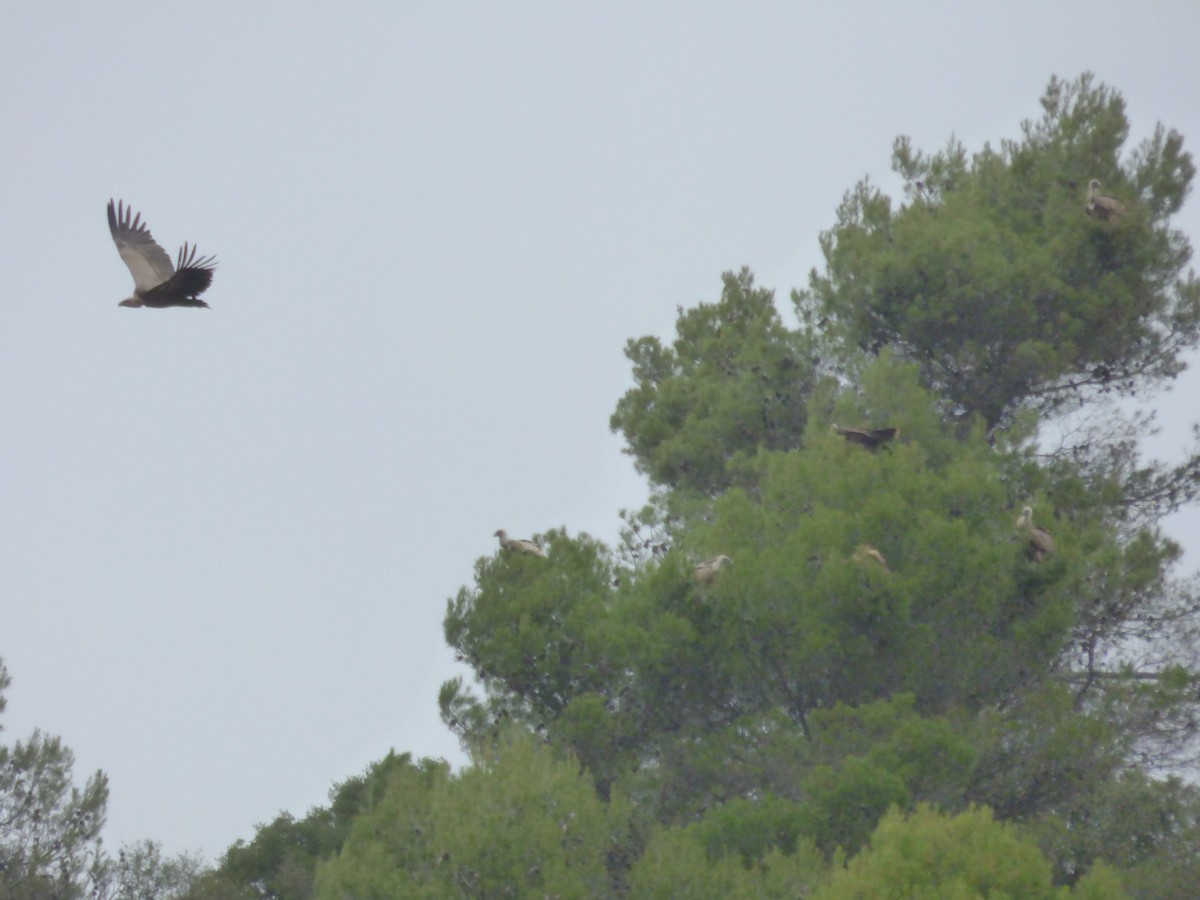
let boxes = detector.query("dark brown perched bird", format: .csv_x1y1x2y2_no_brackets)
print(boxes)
494,529,549,558
693,555,732,584
834,424,899,451
1015,506,1055,561
107,200,216,308
1085,179,1124,222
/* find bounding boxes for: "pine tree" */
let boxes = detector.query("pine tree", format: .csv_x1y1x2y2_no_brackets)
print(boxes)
0,659,110,900
440,73,1200,893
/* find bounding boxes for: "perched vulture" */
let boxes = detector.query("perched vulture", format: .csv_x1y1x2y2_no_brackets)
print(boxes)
1085,179,1124,222
107,200,217,308
494,529,548,558
1015,506,1055,561
834,424,899,451
852,544,889,572
693,554,732,584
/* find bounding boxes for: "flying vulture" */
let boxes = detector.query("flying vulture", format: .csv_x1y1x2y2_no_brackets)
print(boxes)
852,544,889,571
107,200,217,308
693,554,732,584
834,424,899,451
1015,506,1055,561
1086,179,1124,222
494,529,548,558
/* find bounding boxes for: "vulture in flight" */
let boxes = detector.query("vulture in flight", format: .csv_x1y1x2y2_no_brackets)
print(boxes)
1015,506,1055,561
834,424,899,451
1086,179,1124,222
107,200,217,308
494,529,548,558
852,544,889,572
694,554,732,584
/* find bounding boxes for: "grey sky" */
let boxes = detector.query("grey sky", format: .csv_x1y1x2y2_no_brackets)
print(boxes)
2,3,1198,862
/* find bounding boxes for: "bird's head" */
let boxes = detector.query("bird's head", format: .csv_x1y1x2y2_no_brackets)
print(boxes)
118,297,144,308
493,529,506,539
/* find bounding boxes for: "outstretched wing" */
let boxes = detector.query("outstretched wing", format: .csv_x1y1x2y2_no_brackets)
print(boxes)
836,425,898,449
141,242,217,301
108,200,174,292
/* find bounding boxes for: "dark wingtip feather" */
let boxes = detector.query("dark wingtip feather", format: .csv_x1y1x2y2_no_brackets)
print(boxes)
109,200,155,240
176,241,218,272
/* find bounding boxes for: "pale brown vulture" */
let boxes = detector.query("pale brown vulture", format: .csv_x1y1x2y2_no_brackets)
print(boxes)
1015,506,1055,561
693,555,732,584
852,544,889,571
108,200,216,308
834,424,899,451
1086,179,1124,222
494,529,548,558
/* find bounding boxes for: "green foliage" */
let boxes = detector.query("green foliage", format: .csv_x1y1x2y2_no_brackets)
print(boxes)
686,795,807,863
813,804,1129,899
611,268,823,494
626,814,826,899
806,695,976,807
1029,772,1200,897
0,659,110,900
311,756,448,899
687,370,1079,717
315,732,627,898
184,751,418,900
443,351,1181,844
967,683,1125,822
793,696,977,856
799,758,910,859
106,840,205,900
444,528,616,722
804,72,1200,434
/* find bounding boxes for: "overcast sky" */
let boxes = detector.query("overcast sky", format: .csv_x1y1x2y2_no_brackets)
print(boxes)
2,2,1199,863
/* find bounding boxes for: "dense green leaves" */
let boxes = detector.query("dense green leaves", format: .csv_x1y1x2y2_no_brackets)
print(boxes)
611,268,822,494
627,813,826,899
183,751,418,900
804,73,1200,434
315,734,627,899
813,805,1127,899
448,359,1086,788
1032,772,1200,896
